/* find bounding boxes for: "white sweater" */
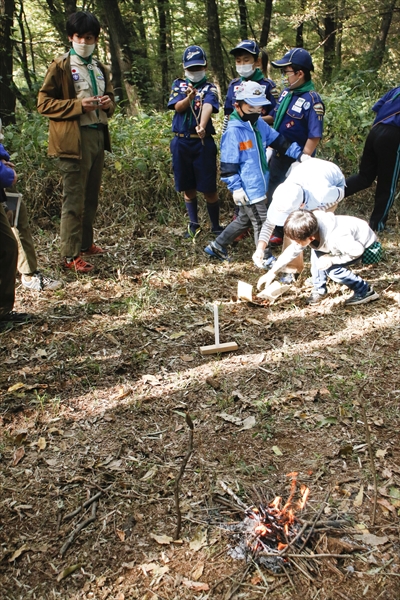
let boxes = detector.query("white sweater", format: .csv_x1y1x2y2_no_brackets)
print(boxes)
272,211,377,274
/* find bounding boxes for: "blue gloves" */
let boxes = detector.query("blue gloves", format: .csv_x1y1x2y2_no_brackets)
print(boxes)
285,142,303,160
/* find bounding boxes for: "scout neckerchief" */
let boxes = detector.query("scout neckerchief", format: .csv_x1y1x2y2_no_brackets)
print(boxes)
184,75,207,130
231,109,268,173
240,68,264,83
70,48,99,96
273,80,315,131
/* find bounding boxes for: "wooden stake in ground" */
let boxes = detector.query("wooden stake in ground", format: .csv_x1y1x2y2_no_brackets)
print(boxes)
174,412,194,540
200,303,238,355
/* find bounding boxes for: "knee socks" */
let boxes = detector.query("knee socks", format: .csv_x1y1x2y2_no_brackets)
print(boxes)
206,201,220,232
185,198,200,232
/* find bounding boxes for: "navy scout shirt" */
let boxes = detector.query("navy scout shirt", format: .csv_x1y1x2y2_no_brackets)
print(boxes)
167,78,219,135
273,89,325,147
224,76,277,118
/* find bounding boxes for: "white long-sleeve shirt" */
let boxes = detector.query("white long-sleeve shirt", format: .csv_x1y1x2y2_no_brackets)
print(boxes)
271,211,377,275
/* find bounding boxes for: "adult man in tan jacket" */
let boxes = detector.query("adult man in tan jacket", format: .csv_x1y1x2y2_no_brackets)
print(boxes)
38,11,115,273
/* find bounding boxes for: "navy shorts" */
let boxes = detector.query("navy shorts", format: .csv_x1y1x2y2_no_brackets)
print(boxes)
170,136,217,193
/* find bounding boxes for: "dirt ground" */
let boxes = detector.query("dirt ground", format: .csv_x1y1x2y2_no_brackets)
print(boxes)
1,200,400,600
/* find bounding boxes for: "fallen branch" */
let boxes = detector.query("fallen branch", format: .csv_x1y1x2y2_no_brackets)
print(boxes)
297,488,331,552
360,401,378,526
60,501,98,557
218,480,248,510
174,412,194,540
63,490,102,522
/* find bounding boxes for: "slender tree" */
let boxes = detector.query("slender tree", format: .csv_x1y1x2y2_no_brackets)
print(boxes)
0,0,15,124
205,0,228,94
259,0,273,48
368,0,397,68
322,0,337,81
238,0,247,40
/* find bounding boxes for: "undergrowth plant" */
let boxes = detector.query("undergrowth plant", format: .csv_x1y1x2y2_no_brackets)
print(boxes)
2,71,397,230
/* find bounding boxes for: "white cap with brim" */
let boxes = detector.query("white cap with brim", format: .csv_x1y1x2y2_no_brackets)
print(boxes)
234,81,269,107
267,182,304,226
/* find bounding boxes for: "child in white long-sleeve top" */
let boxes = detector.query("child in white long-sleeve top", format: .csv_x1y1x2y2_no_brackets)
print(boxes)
257,209,381,306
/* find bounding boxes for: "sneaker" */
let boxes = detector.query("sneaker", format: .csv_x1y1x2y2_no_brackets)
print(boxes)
63,256,94,273
344,286,379,306
269,234,283,247
21,272,62,292
306,289,327,305
184,224,202,240
0,311,34,324
204,241,229,261
81,244,105,256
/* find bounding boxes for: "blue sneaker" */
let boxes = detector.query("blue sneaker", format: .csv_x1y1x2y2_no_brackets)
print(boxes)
344,286,379,306
204,241,230,261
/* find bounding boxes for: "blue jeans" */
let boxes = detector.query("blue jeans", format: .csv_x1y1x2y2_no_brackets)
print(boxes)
311,250,368,295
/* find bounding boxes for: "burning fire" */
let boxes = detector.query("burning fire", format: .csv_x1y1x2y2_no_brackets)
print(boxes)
244,472,309,555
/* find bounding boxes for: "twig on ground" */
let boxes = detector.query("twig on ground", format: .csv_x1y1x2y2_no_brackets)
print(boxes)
360,401,378,526
297,488,331,552
174,412,194,540
224,562,253,600
60,501,98,557
218,480,248,510
63,490,102,522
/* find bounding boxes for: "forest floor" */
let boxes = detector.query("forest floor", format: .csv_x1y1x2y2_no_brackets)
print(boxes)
1,196,400,600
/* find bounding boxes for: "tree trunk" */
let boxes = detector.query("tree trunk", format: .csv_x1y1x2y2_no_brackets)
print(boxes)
44,0,76,48
99,0,139,114
296,0,306,48
0,0,15,124
238,0,247,40
369,0,397,68
157,0,169,103
259,0,273,48
322,3,336,82
205,0,227,95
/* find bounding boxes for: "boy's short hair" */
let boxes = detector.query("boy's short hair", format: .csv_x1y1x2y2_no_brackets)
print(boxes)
284,209,319,241
291,63,312,81
66,11,101,38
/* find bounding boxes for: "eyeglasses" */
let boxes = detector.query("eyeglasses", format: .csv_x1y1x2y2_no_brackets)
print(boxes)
282,70,296,76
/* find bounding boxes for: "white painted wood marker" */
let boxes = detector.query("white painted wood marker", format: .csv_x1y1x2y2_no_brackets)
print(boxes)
200,303,239,356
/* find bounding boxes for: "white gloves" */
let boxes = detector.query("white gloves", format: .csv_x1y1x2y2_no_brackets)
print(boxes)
233,188,249,206
317,254,334,270
300,153,312,163
257,270,276,290
252,249,265,269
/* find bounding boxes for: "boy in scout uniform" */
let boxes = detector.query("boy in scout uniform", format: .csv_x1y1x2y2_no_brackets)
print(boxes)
38,11,115,273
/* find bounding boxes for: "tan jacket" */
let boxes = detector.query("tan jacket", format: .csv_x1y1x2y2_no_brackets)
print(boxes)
37,53,115,159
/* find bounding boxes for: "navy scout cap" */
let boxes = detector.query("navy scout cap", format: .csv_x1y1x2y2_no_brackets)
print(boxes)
183,45,207,68
230,40,260,56
271,48,314,71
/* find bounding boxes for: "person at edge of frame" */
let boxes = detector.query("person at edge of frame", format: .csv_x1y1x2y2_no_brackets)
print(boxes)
345,85,400,233
37,10,115,273
0,155,34,330
267,47,325,250
167,45,222,240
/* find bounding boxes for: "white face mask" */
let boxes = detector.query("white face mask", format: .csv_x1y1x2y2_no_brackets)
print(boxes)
236,64,255,78
72,41,96,58
185,69,206,83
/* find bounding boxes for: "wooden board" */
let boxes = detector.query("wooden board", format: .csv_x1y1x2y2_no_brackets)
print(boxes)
200,342,239,356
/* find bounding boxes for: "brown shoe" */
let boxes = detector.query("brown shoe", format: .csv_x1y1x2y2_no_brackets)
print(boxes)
81,244,105,256
64,256,94,273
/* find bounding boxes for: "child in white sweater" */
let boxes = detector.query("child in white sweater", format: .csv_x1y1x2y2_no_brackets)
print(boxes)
258,209,380,306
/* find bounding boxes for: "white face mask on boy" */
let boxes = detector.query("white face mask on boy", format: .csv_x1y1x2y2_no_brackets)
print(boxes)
236,64,255,78
72,41,96,58
184,70,206,83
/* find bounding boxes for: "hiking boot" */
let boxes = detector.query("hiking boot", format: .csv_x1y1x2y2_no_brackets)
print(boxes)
306,289,327,305
344,286,379,306
204,241,229,261
81,244,105,256
64,256,94,273
269,234,283,247
21,272,62,292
